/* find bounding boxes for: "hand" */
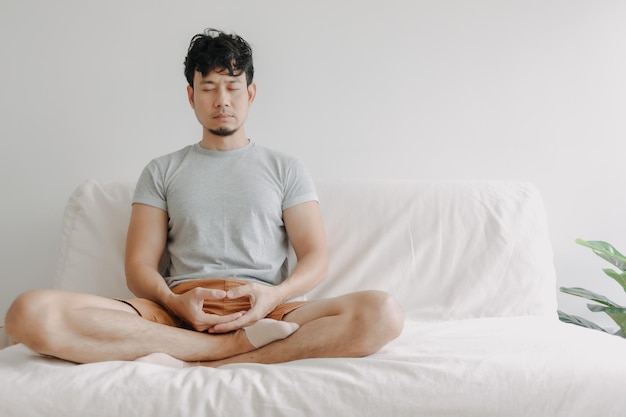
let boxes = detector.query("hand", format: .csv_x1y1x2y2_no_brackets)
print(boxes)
208,283,284,334
164,288,245,332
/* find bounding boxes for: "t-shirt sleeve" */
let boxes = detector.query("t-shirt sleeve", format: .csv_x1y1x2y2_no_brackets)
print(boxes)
282,157,318,210
132,160,168,211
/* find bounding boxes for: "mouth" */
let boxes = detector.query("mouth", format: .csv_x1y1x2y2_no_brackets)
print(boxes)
213,112,234,120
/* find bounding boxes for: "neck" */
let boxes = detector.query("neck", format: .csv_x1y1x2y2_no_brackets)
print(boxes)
199,131,250,151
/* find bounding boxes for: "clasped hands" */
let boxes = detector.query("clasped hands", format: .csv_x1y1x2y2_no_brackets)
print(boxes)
164,282,282,334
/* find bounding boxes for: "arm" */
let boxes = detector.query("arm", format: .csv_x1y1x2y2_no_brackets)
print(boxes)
125,203,243,331
124,203,171,303
210,200,328,332
275,200,329,301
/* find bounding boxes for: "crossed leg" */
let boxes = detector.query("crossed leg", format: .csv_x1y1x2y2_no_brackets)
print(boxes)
5,289,404,366
187,290,404,367
5,289,258,364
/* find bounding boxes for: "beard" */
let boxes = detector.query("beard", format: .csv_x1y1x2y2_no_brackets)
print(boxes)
209,125,240,137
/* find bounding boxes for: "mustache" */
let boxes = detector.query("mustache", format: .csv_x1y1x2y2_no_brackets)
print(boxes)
212,110,236,117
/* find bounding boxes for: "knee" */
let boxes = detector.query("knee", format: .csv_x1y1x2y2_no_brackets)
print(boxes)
5,290,62,351
362,290,404,338
348,290,404,355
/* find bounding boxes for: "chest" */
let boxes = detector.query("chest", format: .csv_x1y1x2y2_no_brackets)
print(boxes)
163,159,285,228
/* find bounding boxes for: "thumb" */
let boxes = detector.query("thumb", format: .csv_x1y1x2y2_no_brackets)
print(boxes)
226,286,249,300
194,288,226,300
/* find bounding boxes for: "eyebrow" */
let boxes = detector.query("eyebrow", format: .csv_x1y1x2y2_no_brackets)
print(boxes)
199,77,243,85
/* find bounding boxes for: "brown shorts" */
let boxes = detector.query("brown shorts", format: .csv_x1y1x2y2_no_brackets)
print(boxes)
120,278,308,329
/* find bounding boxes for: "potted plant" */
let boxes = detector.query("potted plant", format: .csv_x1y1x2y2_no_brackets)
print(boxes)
558,239,626,338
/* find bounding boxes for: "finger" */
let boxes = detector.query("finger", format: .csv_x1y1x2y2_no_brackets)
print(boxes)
191,311,246,332
194,288,226,300
205,310,246,325
209,310,263,333
209,319,250,333
225,285,254,300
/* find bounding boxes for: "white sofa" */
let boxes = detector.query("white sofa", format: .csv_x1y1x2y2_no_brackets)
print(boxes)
1,179,625,417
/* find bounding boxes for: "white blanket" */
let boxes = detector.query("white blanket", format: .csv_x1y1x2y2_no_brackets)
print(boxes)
2,318,625,416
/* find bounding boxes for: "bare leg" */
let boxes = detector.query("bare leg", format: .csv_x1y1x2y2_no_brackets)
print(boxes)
5,289,258,364
190,290,404,367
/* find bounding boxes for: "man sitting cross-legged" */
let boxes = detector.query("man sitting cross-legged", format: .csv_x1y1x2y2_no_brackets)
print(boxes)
5,28,404,368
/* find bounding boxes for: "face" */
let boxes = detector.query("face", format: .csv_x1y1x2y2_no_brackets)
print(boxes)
187,69,256,139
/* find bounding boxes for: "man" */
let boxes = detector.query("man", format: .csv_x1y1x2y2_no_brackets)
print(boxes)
6,29,404,368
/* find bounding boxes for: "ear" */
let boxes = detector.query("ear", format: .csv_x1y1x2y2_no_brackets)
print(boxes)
187,85,195,109
247,82,257,104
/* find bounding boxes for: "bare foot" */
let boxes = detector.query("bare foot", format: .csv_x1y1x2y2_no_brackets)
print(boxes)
135,352,185,368
243,319,299,348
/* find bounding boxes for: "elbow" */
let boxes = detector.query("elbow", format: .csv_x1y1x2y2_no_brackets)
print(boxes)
316,251,329,285
124,261,143,296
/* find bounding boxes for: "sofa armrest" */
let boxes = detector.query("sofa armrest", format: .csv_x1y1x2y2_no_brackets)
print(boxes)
0,325,9,349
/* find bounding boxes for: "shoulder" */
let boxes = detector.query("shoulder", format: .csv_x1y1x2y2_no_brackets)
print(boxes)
253,143,291,159
252,143,304,170
149,144,195,166
136,144,195,188
138,144,196,178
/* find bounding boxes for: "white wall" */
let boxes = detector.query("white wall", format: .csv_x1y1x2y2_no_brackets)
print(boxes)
2,0,625,328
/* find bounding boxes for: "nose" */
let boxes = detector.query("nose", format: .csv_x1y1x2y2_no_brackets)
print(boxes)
214,87,230,107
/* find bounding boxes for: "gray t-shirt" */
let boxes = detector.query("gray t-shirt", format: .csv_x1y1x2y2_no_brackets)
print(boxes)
132,141,318,288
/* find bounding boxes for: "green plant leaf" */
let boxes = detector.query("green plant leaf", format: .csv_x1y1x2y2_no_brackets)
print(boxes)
586,305,626,334
559,286,625,308
557,310,608,332
603,268,626,293
576,239,626,272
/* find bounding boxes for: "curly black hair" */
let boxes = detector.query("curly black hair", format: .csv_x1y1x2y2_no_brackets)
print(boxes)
184,28,254,87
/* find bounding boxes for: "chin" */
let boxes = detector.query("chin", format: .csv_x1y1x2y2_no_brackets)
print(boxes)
209,127,239,137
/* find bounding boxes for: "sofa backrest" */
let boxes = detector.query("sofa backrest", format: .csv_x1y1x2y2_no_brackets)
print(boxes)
55,179,557,321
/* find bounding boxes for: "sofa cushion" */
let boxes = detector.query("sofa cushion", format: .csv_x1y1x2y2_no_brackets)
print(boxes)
309,180,557,320
55,180,136,299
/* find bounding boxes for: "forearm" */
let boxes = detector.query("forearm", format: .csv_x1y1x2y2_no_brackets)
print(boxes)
275,248,328,302
125,262,174,306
